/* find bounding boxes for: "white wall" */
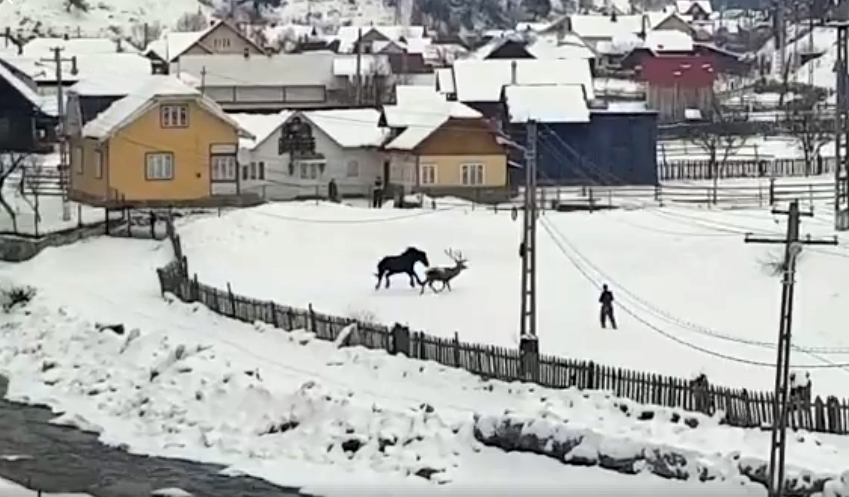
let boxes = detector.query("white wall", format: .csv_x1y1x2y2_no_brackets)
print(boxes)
238,120,386,200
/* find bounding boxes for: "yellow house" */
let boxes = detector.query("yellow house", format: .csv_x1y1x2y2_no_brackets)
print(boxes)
69,77,254,207
382,112,509,201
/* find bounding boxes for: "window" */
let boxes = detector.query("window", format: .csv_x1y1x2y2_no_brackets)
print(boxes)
94,150,103,178
346,160,359,177
212,38,231,50
146,152,174,180
160,105,188,128
420,164,436,185
210,155,237,181
461,163,484,186
74,146,83,174
242,164,250,180
256,161,265,180
299,161,324,180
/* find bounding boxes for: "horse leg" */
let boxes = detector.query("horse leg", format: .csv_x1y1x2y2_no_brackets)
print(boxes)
385,274,391,289
420,278,428,295
408,271,416,288
375,272,383,290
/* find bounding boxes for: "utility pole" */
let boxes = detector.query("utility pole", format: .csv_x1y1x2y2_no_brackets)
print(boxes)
744,200,837,497
41,47,73,221
200,66,207,94
519,120,539,379
832,12,849,230
355,27,363,107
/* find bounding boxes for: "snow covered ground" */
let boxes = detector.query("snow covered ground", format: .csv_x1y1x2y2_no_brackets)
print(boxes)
0,272,826,494
168,201,849,397
0,477,90,496
0,188,104,236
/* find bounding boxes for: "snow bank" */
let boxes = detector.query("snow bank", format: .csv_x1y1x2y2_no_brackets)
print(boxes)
473,412,842,495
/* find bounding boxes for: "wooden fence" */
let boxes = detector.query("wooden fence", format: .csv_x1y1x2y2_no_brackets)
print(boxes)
658,157,836,182
155,221,849,435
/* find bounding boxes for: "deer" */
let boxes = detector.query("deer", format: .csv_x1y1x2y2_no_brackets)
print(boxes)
420,249,467,294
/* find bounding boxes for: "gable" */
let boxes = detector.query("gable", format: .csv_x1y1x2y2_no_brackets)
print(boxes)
654,15,694,35
416,118,503,155
118,98,238,141
488,41,535,59
196,22,264,54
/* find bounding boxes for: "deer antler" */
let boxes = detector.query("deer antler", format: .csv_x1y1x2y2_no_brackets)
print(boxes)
445,249,466,263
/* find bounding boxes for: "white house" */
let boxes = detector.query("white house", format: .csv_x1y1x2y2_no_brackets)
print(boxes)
230,109,388,200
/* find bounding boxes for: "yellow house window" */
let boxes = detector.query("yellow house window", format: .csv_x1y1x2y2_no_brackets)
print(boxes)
146,152,174,180
94,150,103,179
211,155,237,182
461,163,484,186
420,163,436,185
160,105,188,128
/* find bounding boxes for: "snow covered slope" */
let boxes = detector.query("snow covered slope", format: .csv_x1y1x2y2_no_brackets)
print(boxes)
171,201,849,396
0,262,839,492
0,0,396,40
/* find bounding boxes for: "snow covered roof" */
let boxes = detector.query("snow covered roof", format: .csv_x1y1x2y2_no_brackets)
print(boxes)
382,93,482,151
82,77,245,140
70,74,181,97
504,84,590,124
569,12,672,40
0,61,57,116
306,109,387,148
675,0,712,15
395,85,447,106
611,29,694,55
17,37,133,57
145,31,209,62
176,53,338,87
229,111,293,150
332,54,390,77
1,53,151,85
452,59,595,103
335,25,427,53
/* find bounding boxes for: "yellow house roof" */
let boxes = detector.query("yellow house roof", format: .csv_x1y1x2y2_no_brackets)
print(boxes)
82,76,250,141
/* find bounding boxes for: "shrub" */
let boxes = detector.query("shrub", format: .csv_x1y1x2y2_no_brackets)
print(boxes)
1,285,36,312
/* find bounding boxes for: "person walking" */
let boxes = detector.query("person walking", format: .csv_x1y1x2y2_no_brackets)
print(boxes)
328,178,339,203
599,284,617,329
372,176,383,209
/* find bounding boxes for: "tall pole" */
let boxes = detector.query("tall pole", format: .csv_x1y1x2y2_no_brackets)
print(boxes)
834,21,849,230
519,120,539,379
744,201,837,497
41,47,72,221
355,27,363,106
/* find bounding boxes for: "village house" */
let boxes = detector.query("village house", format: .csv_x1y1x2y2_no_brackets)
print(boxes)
69,77,257,208
0,63,57,153
442,58,594,119
502,84,657,185
230,108,387,200
145,19,266,74
65,74,179,127
381,86,511,203
675,0,713,22
175,52,392,111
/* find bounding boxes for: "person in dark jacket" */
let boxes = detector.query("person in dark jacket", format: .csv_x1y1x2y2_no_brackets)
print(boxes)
328,178,339,203
599,284,617,329
372,176,383,209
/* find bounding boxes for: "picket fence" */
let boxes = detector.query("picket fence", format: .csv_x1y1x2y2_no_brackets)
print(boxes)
658,157,837,182
156,221,849,435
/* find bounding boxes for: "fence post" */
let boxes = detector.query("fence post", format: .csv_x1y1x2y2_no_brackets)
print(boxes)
453,331,461,367
227,282,236,318
192,274,199,301
768,178,776,206
391,323,410,356
155,268,165,297
586,361,596,389
308,303,317,332
519,337,539,382
269,301,279,327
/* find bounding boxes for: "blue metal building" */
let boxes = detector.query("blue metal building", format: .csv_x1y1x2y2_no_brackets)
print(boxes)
506,106,659,186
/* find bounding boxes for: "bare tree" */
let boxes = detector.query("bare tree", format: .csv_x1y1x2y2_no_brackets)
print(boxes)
128,22,164,50
175,11,209,32
0,152,32,234
786,98,831,176
344,60,394,106
687,108,751,203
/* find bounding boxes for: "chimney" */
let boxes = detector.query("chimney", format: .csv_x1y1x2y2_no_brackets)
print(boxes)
510,60,517,85
243,47,250,59
70,56,78,75
640,14,649,37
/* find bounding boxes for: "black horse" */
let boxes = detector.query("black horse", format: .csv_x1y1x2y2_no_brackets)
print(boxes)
375,247,429,290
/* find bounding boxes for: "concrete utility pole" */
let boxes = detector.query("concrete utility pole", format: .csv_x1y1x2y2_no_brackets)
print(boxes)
832,15,849,230
355,27,363,107
744,200,837,497
519,120,539,377
41,47,74,221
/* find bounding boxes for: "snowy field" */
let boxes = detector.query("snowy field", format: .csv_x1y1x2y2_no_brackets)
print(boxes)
0,189,104,236
170,201,849,397
0,266,828,493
